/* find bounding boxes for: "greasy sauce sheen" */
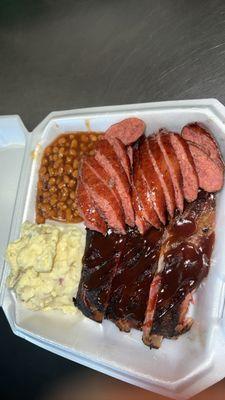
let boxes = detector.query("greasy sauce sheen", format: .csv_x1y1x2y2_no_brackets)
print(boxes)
80,227,163,329
154,192,215,323
107,227,163,330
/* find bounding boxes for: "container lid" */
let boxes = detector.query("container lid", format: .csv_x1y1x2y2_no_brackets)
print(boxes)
0,116,27,306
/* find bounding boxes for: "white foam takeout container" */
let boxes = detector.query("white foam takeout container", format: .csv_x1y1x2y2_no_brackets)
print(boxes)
1,99,225,399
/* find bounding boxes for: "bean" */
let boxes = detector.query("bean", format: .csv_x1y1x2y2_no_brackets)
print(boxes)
58,181,65,189
63,175,70,184
68,179,75,188
73,159,79,169
37,131,103,224
48,167,55,177
53,160,62,169
42,157,48,166
81,134,89,143
65,164,73,175
36,215,45,224
70,191,76,200
67,198,73,206
58,137,66,145
66,209,72,222
69,148,77,156
58,166,64,176
40,166,47,176
49,185,57,193
61,187,69,199
45,146,52,155
66,156,72,164
90,134,97,141
50,195,58,206
71,139,78,149
49,177,56,186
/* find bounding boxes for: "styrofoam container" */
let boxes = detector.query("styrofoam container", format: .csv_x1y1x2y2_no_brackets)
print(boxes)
1,99,225,399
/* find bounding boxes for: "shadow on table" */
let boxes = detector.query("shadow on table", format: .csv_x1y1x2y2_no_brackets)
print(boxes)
38,371,225,400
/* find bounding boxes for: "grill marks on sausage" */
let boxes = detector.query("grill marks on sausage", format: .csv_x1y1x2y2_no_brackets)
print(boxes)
76,119,224,235
95,139,134,226
170,133,199,202
147,136,176,218
133,148,161,229
80,158,126,234
76,180,107,235
107,136,131,182
157,132,184,212
139,139,166,225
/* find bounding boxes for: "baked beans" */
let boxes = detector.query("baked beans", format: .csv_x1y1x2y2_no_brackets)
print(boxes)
36,132,102,224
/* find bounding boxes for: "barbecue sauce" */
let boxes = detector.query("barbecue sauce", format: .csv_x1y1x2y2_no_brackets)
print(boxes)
77,226,164,328
152,192,215,333
107,227,164,329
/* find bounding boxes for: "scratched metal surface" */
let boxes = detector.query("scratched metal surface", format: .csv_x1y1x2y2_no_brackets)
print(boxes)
1,0,225,399
1,0,225,130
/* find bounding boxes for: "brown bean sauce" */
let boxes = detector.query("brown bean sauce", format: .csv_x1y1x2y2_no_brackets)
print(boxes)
36,132,102,224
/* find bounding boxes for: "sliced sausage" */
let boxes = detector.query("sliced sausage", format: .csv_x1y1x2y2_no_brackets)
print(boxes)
132,186,151,235
157,131,184,212
133,148,161,229
80,158,126,234
107,136,131,182
105,117,145,145
182,123,224,168
86,156,124,210
95,139,134,226
76,180,107,235
139,138,166,225
147,136,176,218
187,141,224,192
127,146,133,168
170,133,199,202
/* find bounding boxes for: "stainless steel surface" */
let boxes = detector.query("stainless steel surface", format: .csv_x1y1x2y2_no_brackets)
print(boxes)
1,0,225,398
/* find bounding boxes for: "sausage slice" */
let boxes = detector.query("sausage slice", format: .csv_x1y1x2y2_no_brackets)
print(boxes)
95,139,134,226
182,123,224,168
147,136,176,218
139,138,166,225
105,117,145,145
133,148,161,229
80,158,126,234
76,180,107,235
107,136,131,182
187,141,224,192
157,131,184,212
170,133,199,202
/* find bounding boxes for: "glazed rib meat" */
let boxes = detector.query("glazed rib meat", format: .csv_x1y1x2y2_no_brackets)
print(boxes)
75,229,126,322
106,227,164,331
143,191,216,348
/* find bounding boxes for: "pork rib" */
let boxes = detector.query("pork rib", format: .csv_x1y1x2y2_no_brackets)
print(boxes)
143,191,215,348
